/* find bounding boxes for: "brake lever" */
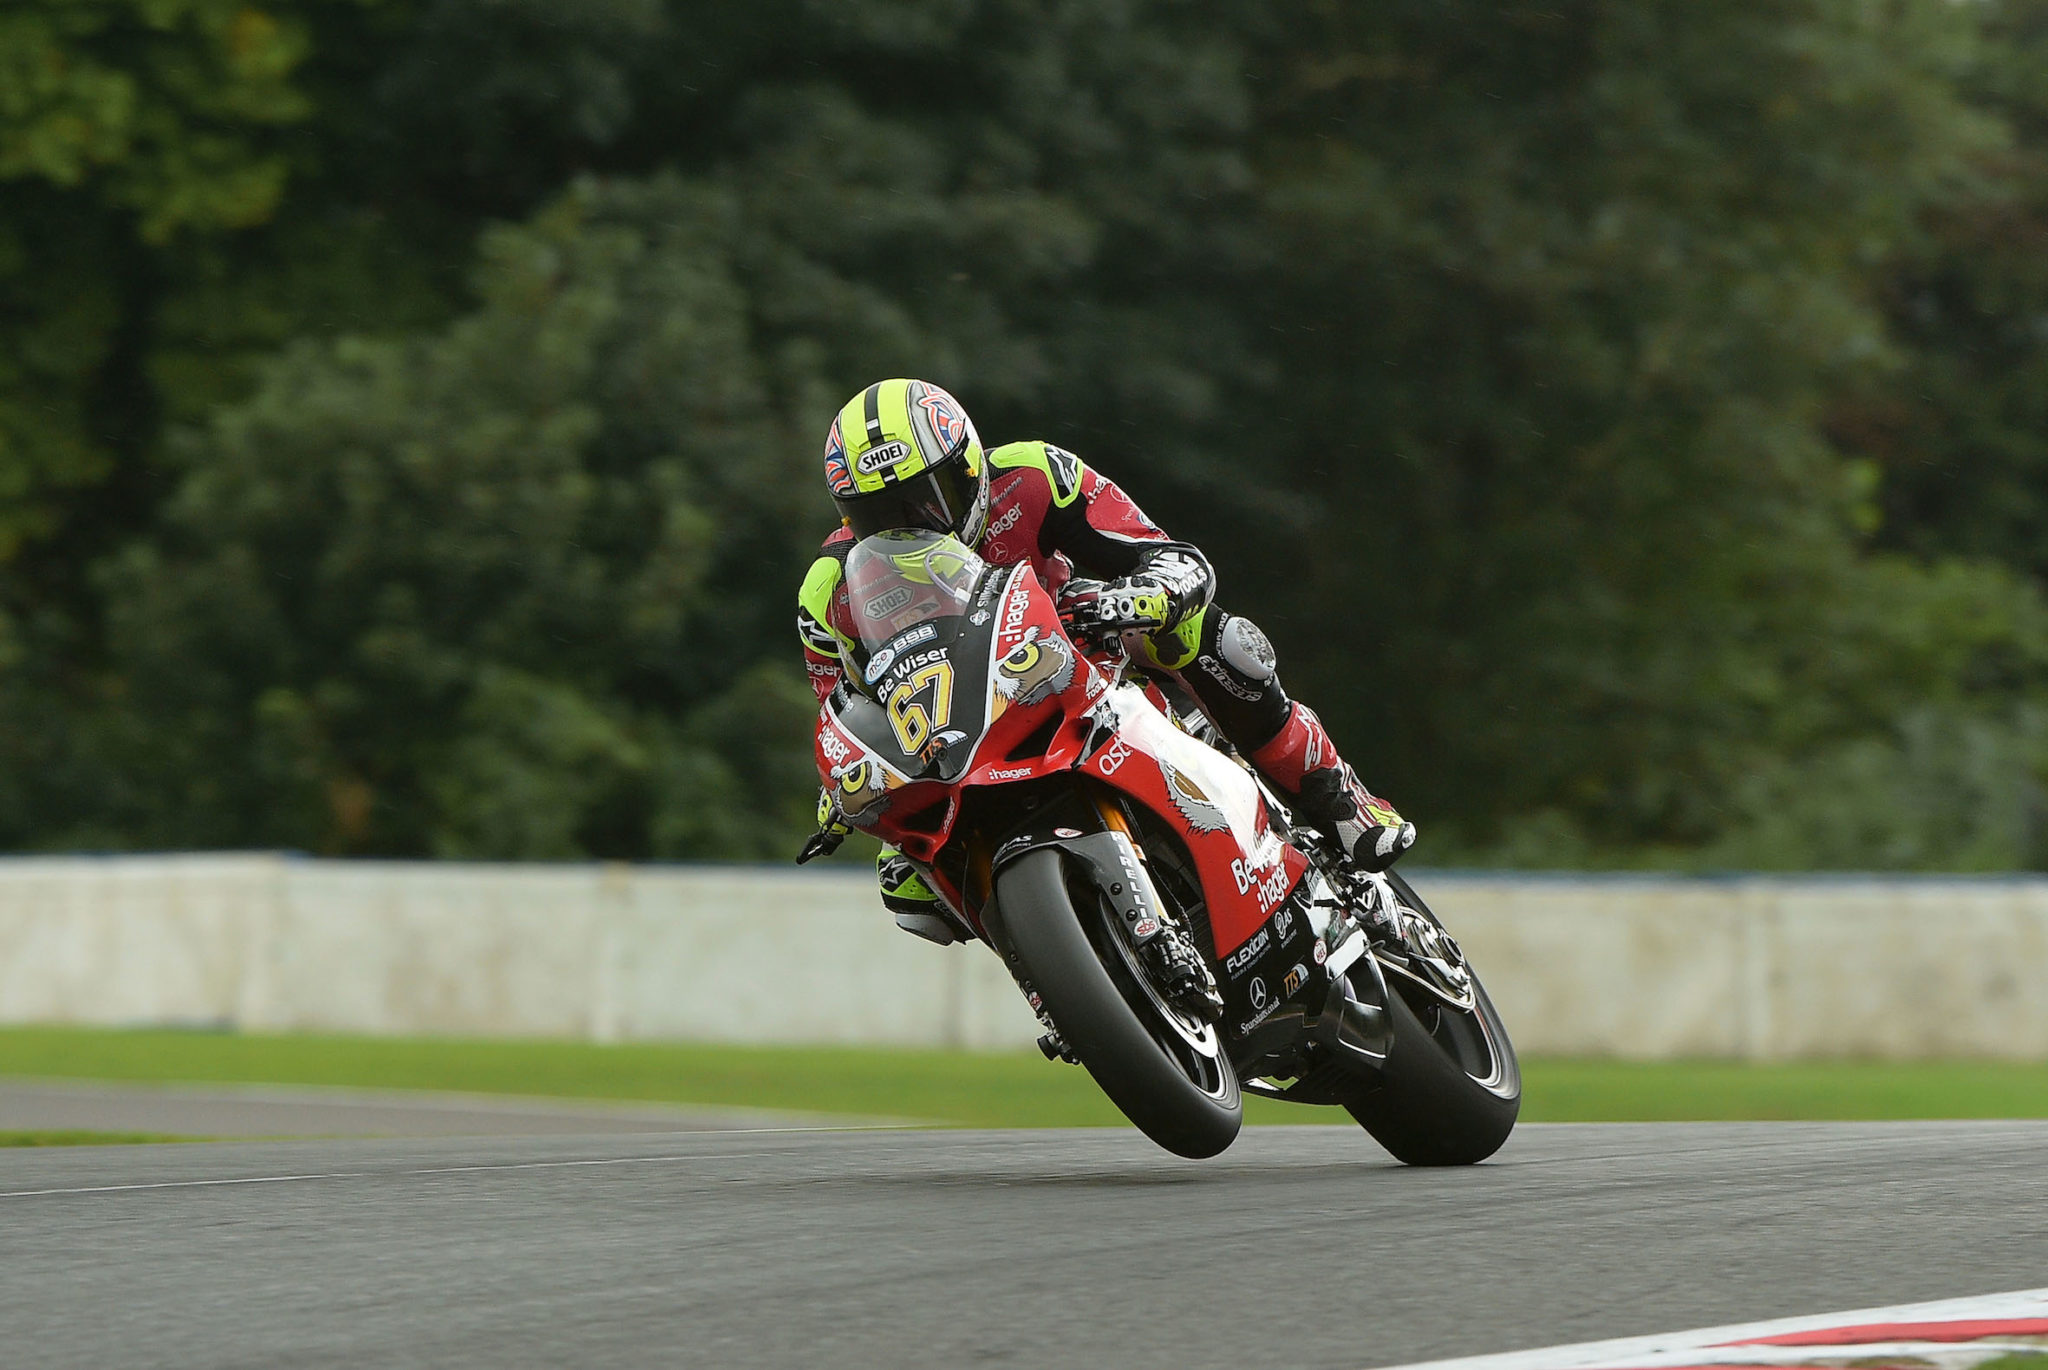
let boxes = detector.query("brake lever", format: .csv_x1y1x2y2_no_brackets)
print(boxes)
796,829,846,865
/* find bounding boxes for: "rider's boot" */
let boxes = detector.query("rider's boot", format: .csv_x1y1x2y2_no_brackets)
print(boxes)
1248,702,1416,872
878,849,967,944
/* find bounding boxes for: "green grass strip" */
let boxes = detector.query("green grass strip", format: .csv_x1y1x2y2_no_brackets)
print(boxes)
0,1027,1139,1129
0,1130,202,1147
0,1028,2044,1128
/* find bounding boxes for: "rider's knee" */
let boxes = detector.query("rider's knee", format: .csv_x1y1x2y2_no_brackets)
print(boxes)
1196,610,1279,696
1215,613,1278,684
1183,610,1292,746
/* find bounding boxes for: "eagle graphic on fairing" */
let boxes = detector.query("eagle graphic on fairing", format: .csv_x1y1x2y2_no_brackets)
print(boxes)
995,627,1075,708
1159,758,1231,833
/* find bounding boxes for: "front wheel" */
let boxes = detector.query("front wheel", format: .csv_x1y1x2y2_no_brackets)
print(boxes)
988,849,1242,1159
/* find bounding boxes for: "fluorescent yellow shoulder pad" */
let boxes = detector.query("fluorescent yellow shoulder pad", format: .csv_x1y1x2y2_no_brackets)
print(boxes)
987,441,1087,508
797,554,855,658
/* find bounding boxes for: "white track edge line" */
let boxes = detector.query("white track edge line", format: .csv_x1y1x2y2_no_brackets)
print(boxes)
1371,1287,2048,1370
0,1132,861,1200
0,1171,365,1200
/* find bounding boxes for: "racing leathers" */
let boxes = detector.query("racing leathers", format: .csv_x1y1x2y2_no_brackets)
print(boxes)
798,440,1413,943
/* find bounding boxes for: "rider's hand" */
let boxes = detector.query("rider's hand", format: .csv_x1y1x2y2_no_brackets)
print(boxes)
798,786,850,864
815,786,852,835
1059,574,1174,645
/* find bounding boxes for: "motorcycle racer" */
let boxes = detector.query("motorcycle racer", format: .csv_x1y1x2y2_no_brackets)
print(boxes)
798,378,1415,943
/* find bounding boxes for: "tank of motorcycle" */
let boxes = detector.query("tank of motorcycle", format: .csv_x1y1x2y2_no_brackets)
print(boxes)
1072,684,1312,962
816,529,1307,958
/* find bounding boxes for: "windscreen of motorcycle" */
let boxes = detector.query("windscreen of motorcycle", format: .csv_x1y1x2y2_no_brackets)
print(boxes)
844,530,984,662
840,530,1000,784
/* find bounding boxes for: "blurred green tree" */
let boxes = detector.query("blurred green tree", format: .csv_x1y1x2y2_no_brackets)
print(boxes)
0,0,306,568
3,0,1264,856
79,179,814,854
6,0,2048,869
1214,0,2048,863
1857,0,2048,580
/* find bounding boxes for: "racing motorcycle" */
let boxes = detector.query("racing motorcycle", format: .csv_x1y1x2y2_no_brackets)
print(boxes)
800,529,1519,1162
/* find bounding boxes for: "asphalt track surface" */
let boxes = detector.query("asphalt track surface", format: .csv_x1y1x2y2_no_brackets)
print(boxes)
1,1120,2043,1370
0,1079,860,1136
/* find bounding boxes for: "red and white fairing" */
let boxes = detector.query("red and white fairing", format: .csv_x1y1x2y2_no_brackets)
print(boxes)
1076,683,1311,959
818,559,1304,960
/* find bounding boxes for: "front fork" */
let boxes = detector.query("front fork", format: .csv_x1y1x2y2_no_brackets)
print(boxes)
992,791,1225,1061
1088,790,1224,1024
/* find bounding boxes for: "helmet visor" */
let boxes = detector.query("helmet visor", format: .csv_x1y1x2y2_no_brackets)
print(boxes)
839,454,984,542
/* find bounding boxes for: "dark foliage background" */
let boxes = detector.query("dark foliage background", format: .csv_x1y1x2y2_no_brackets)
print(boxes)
7,0,2048,868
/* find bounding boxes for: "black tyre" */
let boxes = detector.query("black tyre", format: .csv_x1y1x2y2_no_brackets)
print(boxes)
988,849,1242,1159
1341,875,1520,1165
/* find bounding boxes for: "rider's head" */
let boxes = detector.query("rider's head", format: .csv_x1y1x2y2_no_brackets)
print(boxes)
824,379,988,544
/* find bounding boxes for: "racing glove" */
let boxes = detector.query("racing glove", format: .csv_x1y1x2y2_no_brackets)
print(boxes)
1059,548,1211,646
1060,575,1174,645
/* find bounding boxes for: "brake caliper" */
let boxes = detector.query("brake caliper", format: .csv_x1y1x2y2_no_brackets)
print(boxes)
1143,923,1224,1025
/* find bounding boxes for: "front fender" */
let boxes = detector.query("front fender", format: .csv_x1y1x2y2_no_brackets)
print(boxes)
990,826,1169,950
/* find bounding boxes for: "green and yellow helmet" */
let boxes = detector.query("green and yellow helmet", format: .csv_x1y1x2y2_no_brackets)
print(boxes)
824,379,988,544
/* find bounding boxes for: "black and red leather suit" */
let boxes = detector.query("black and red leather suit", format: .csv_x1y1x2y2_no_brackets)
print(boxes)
798,440,1390,825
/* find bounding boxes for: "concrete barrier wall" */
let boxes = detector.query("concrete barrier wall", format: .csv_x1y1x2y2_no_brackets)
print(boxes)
1,855,2044,1058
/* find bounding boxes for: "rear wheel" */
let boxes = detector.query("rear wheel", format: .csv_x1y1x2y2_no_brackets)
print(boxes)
988,849,1242,1158
1340,875,1519,1165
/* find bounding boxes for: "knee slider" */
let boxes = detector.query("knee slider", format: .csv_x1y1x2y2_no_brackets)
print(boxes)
1217,615,1278,684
